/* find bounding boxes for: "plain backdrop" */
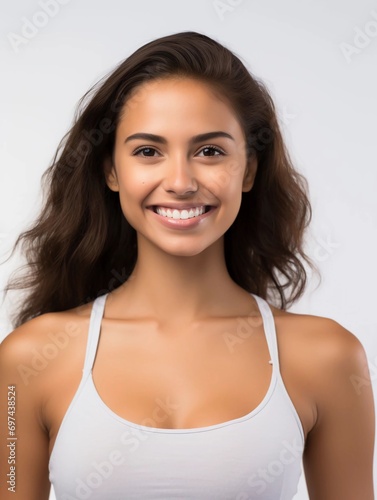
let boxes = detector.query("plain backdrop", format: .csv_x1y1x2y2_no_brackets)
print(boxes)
1,0,376,498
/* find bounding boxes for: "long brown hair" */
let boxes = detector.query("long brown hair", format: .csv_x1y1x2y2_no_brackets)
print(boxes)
2,31,316,329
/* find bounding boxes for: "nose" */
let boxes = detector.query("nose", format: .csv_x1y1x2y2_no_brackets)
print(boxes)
162,154,198,195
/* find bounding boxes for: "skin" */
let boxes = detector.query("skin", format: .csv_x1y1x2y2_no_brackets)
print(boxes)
0,77,375,499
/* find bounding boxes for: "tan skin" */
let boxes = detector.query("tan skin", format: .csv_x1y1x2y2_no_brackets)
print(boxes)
0,77,374,499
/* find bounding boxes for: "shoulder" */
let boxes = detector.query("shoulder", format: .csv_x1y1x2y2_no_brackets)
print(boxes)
0,309,85,357
271,303,365,354
0,313,58,368
272,307,370,398
0,304,93,386
291,310,364,358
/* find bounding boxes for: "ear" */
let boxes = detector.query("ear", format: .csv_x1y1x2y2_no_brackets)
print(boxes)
104,157,119,192
242,154,258,192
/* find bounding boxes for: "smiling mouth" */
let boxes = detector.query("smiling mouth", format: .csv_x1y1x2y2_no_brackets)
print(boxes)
151,205,213,220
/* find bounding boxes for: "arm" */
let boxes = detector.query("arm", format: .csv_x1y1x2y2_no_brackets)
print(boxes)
0,319,51,500
303,320,375,499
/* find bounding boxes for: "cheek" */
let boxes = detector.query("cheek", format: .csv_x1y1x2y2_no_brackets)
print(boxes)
206,165,245,204
115,172,150,222
117,162,154,196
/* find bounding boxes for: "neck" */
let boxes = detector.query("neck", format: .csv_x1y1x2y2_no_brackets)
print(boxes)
113,236,248,324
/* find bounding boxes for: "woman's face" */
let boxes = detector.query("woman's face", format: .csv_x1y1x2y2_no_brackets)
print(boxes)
105,77,257,257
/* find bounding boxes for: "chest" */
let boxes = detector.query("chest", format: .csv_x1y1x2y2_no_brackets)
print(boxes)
45,316,312,457
93,320,273,429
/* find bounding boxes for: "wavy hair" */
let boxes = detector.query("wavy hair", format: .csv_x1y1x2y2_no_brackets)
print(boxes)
2,31,316,328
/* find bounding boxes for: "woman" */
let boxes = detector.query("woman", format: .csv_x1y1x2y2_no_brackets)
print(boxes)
0,31,374,499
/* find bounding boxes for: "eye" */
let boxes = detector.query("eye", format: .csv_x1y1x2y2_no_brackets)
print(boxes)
132,145,226,158
133,146,160,157
197,145,225,157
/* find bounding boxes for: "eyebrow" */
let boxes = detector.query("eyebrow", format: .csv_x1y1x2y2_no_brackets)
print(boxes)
124,131,235,145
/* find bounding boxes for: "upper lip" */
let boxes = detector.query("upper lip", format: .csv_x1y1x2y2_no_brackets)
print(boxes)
148,204,214,210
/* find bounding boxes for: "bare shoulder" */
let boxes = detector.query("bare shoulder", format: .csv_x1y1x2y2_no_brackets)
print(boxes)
0,303,93,387
0,313,60,369
270,305,370,397
0,307,87,356
270,301,363,349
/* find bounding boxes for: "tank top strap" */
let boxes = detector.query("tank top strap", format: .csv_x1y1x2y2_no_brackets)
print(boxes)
81,292,279,373
82,292,109,374
250,293,280,370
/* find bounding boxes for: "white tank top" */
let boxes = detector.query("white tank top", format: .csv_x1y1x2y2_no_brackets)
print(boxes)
49,292,305,499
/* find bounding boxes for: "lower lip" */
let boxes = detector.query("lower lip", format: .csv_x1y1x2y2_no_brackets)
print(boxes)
147,206,217,229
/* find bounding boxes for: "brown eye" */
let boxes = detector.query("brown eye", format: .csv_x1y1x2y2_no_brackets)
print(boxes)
133,147,159,157
197,146,225,157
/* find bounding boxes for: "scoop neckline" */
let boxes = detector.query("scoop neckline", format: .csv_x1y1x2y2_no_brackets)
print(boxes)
88,361,278,434
87,291,278,434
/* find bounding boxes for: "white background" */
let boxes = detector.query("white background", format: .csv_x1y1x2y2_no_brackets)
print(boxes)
1,0,376,498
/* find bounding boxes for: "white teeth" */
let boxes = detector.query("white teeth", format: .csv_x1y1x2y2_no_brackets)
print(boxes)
156,206,207,219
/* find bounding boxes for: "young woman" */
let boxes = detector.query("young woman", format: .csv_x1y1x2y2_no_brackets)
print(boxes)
0,31,374,499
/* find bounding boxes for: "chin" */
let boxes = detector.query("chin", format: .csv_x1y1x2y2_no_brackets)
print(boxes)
159,243,211,258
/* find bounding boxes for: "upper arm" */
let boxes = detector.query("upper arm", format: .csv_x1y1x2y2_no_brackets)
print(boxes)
0,318,52,500
303,320,375,499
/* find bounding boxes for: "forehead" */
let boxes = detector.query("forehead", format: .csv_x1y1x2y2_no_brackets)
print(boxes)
126,76,220,100
117,77,244,138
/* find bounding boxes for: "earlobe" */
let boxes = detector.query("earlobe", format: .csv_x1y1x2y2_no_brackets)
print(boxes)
104,157,119,192
242,155,258,192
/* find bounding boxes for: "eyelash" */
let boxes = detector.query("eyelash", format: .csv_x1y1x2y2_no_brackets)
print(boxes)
132,145,226,157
